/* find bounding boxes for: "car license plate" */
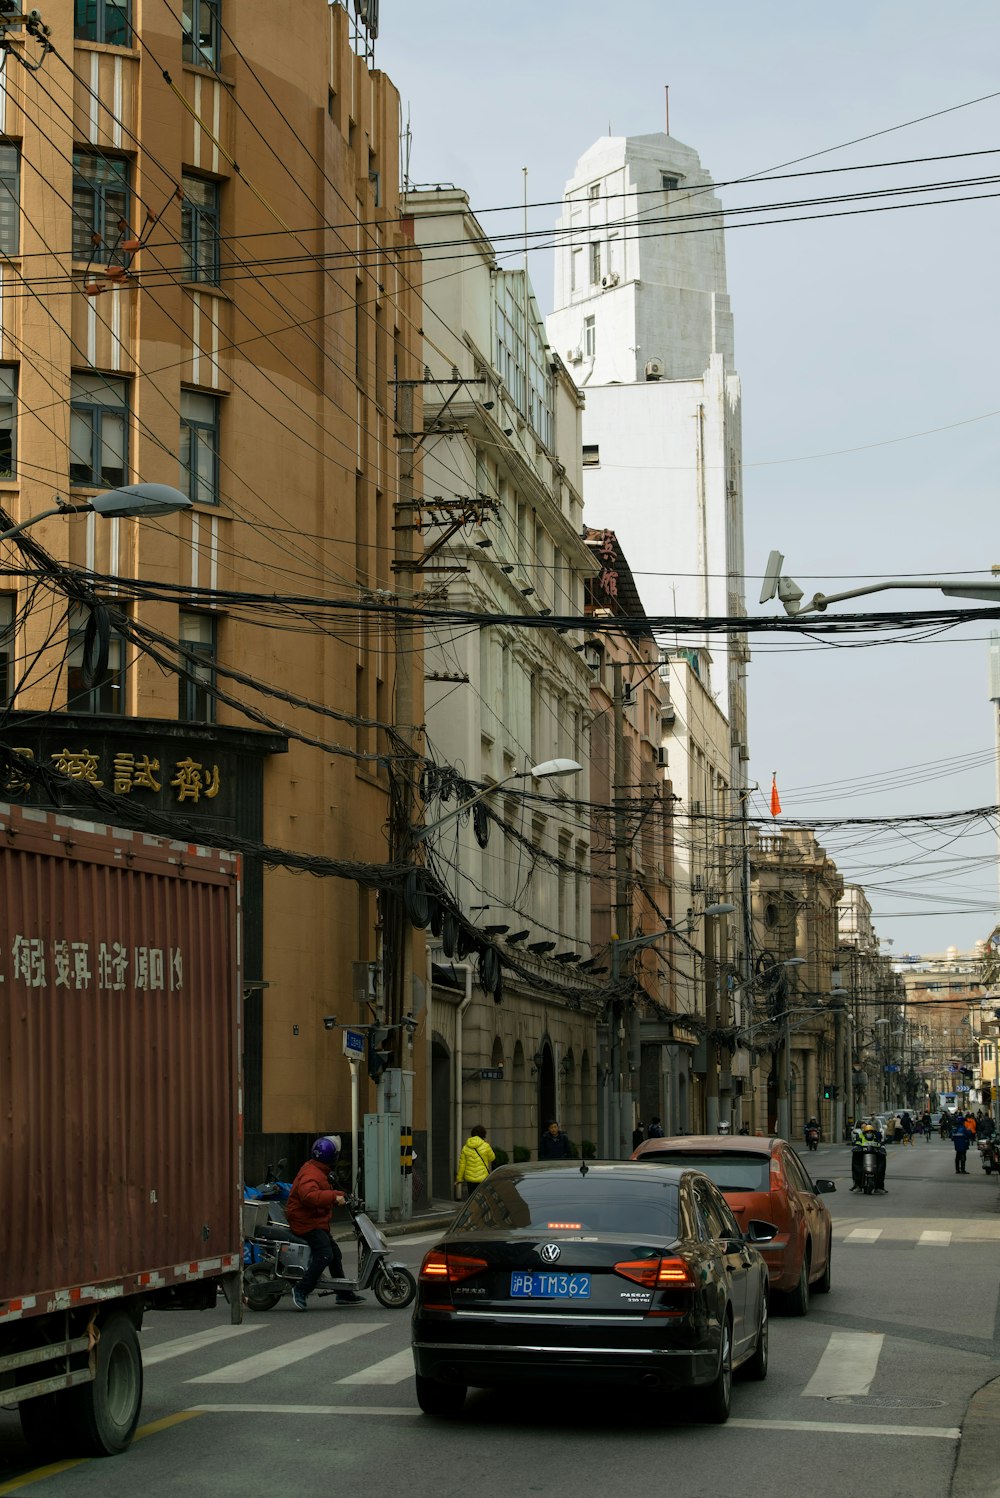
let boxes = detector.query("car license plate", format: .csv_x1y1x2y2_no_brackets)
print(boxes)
510,1272,591,1298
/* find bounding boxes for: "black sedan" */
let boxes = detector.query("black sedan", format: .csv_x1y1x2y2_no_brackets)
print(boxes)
411,1160,774,1422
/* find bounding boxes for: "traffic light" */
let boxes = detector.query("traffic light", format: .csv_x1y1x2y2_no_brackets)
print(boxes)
822,1084,832,1101
367,1025,390,1082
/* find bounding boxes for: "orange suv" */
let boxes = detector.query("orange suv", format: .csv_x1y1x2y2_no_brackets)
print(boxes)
632,1135,835,1314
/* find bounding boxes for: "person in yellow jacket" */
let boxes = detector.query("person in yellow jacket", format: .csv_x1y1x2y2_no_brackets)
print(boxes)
456,1125,495,1197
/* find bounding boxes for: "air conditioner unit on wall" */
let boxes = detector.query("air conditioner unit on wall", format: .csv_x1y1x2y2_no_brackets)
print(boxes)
601,272,619,289
644,357,665,380
568,347,583,363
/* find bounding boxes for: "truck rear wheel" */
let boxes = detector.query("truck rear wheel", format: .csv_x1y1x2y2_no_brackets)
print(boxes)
68,1311,143,1456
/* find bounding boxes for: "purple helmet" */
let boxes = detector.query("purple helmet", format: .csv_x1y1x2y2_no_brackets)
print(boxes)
311,1136,339,1166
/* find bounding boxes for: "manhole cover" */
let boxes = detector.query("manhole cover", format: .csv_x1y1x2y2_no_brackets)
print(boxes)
827,1395,946,1410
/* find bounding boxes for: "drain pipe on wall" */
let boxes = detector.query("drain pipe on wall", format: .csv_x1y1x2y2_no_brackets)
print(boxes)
454,962,474,1199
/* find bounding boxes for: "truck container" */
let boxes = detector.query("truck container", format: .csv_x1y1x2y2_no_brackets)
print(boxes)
0,801,242,1457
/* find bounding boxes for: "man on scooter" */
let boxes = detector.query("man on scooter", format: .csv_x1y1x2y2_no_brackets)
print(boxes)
287,1137,365,1310
850,1120,887,1193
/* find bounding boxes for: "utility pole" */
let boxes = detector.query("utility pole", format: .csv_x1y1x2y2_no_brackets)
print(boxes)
611,660,631,1158
704,913,719,1134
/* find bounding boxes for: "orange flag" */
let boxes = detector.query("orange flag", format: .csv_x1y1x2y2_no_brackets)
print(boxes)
770,774,782,818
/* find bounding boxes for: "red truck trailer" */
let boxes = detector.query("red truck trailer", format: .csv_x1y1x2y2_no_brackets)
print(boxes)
0,800,243,1456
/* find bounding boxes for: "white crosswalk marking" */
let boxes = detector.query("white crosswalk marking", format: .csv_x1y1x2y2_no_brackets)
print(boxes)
188,1322,384,1384
143,1324,263,1366
338,1349,414,1385
917,1230,952,1248
844,1227,882,1244
803,1331,884,1399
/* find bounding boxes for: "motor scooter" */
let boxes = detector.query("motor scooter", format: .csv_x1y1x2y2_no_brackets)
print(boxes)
853,1141,884,1194
242,1192,416,1312
979,1138,1000,1175
805,1125,819,1152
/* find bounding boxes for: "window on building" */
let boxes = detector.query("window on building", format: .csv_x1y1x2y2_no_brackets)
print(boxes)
662,174,680,191
70,373,127,487
0,366,16,478
67,602,127,715
570,246,582,292
75,0,132,45
180,174,220,284
180,389,220,505
588,182,600,200
583,316,595,358
182,0,221,67
178,611,217,722
0,593,14,706
0,144,19,256
582,444,600,467
72,153,129,265
984,1042,994,1063
590,241,601,284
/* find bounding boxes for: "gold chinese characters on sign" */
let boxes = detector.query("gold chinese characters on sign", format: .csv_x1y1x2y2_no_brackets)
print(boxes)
4,747,222,804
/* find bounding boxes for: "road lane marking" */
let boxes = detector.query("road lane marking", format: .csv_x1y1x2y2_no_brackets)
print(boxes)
190,1403,419,1416
918,1230,952,1248
0,1413,202,1493
338,1350,414,1385
144,1324,263,1365
727,1419,959,1439
844,1228,882,1244
188,1322,383,1383
390,1231,448,1247
186,1406,959,1439
803,1331,884,1398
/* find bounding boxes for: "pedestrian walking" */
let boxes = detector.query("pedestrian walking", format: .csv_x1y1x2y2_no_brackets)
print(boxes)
901,1110,914,1145
891,1113,904,1145
921,1109,931,1141
456,1124,495,1197
952,1116,970,1174
631,1121,645,1152
647,1116,665,1139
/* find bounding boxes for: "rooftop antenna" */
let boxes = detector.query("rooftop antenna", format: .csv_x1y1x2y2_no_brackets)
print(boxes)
665,84,670,135
402,103,412,193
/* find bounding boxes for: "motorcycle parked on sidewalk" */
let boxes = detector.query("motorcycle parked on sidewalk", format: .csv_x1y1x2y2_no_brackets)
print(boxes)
242,1191,416,1312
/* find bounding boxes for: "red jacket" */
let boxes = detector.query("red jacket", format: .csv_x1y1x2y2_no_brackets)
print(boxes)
286,1159,343,1235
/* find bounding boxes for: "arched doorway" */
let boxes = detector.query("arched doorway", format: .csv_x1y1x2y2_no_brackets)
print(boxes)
431,1036,452,1201
538,1040,556,1151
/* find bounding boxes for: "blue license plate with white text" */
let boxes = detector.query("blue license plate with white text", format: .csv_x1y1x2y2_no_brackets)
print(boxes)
510,1272,591,1299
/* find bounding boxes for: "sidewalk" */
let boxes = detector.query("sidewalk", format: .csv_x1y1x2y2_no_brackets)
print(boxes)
952,1374,1000,1496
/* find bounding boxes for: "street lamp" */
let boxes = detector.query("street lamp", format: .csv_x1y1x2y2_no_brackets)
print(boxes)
0,484,193,542
759,550,1000,617
411,757,583,844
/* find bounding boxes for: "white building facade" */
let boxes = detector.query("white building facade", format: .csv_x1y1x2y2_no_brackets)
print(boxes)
546,132,748,778
404,189,601,1186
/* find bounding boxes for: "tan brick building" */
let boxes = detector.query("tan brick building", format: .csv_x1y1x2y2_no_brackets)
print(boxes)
0,1,423,1175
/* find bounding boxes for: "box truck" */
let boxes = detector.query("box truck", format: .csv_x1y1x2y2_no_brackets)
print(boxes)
0,801,242,1456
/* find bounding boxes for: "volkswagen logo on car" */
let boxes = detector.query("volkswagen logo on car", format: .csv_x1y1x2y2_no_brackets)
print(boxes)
538,1243,562,1264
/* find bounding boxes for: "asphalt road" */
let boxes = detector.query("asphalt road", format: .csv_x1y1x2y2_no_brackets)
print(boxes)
3,1137,999,1498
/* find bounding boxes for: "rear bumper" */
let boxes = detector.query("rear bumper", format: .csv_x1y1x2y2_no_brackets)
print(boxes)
412,1323,717,1391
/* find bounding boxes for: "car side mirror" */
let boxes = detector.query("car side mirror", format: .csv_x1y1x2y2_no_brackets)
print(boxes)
746,1219,778,1244
813,1178,836,1193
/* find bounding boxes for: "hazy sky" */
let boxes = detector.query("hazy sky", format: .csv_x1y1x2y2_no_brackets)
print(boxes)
376,1,1000,960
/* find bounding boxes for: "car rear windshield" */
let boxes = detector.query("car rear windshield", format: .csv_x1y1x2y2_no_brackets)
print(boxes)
451,1171,680,1238
637,1152,769,1192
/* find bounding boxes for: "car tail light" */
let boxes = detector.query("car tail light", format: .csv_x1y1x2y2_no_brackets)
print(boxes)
655,1258,697,1289
614,1259,660,1288
418,1251,488,1284
614,1257,696,1290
